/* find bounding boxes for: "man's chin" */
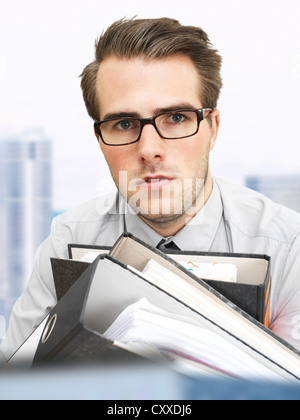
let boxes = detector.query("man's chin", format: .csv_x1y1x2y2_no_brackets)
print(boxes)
137,209,187,229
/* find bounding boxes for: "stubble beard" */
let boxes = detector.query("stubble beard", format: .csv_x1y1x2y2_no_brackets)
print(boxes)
111,150,210,232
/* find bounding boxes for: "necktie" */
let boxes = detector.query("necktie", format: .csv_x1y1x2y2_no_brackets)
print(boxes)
156,239,181,252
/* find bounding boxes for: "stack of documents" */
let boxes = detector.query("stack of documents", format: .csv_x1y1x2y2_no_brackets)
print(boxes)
27,233,299,383
104,298,285,381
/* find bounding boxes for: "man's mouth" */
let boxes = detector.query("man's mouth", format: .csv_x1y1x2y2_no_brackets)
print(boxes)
139,175,175,189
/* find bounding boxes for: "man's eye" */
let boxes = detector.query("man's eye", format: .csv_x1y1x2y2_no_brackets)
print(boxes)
116,120,132,130
169,113,186,123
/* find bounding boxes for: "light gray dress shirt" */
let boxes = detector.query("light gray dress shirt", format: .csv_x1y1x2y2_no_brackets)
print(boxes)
1,177,300,363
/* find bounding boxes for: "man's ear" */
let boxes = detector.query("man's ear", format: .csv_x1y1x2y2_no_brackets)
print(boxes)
94,127,101,145
209,109,220,152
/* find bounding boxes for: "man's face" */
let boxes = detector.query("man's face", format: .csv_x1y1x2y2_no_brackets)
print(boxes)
95,55,220,235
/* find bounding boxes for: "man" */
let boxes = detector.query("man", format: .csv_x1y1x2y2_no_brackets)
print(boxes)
1,17,300,363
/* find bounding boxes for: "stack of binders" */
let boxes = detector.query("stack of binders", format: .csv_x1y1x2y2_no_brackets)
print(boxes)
9,233,300,381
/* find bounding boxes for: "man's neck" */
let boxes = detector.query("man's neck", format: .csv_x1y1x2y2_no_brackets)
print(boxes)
138,174,213,238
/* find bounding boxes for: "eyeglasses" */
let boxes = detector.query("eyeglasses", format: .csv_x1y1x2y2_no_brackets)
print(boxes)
94,108,212,146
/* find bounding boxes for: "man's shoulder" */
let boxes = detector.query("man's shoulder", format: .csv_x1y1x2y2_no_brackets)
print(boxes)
214,177,300,244
54,192,121,226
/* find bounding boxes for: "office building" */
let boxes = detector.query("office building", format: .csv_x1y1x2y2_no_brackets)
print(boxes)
246,175,300,213
0,129,52,322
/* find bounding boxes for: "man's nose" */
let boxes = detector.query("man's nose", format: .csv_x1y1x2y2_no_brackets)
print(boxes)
136,123,167,163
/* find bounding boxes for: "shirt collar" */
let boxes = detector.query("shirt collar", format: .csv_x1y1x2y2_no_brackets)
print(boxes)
124,179,223,251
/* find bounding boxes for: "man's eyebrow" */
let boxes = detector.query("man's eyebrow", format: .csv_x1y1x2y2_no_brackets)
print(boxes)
102,111,140,121
153,103,198,115
101,103,199,121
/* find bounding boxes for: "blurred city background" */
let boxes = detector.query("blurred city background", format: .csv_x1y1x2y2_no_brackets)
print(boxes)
1,0,300,335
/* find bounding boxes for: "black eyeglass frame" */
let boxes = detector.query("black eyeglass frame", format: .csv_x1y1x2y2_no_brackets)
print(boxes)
94,108,212,146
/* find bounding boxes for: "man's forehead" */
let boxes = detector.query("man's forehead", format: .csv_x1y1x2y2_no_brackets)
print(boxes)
96,54,203,119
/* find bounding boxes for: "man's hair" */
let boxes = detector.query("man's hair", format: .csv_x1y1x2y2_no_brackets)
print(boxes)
80,18,223,121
